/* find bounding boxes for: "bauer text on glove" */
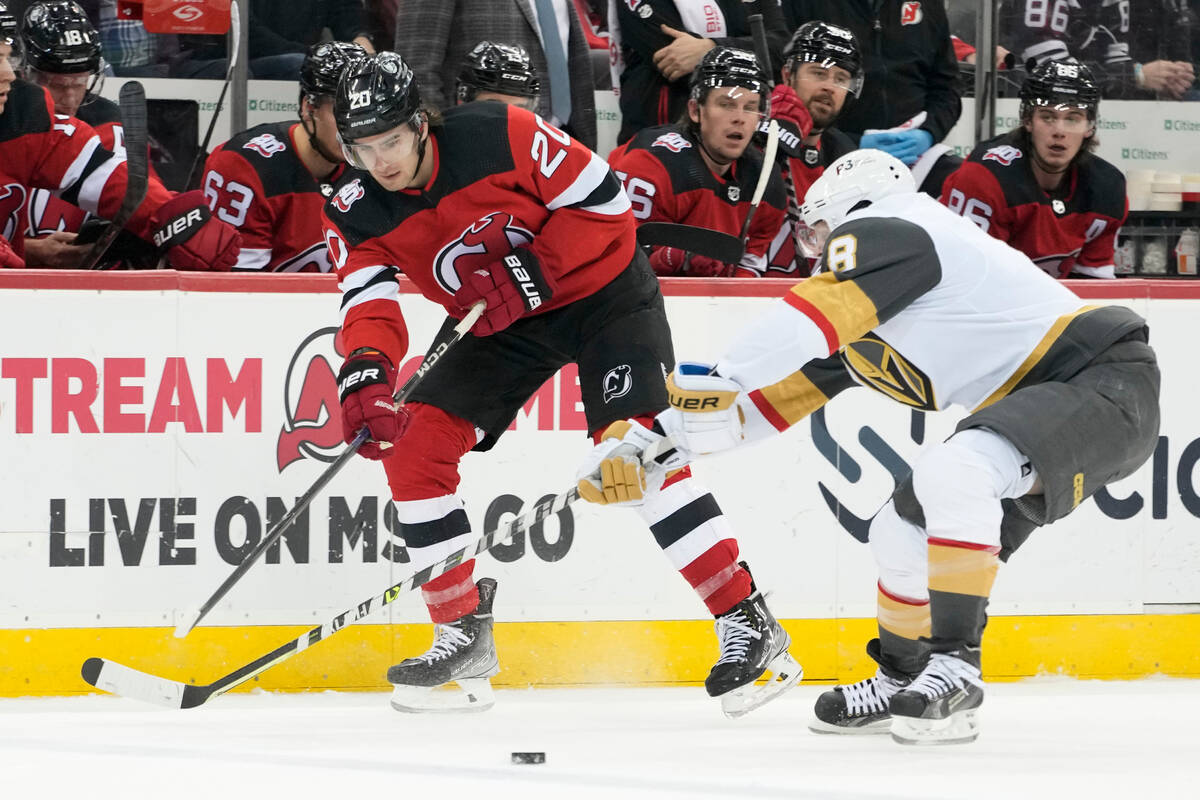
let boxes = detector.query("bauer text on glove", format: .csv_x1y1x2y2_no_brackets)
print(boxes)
658,363,746,455
337,349,410,460
452,247,554,336
151,190,241,271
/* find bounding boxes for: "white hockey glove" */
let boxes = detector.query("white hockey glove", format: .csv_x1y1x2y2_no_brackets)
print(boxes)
576,419,682,506
657,362,746,456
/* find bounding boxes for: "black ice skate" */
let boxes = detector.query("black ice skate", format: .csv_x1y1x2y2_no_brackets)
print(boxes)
387,578,500,713
888,647,985,745
704,571,802,718
809,639,914,735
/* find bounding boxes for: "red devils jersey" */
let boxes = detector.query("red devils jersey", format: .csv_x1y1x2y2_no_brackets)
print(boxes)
766,126,857,276
203,121,342,272
0,80,172,256
322,102,635,366
24,96,124,241
940,133,1127,278
607,124,786,277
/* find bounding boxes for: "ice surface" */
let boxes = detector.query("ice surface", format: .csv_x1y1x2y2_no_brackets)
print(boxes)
2,680,1196,799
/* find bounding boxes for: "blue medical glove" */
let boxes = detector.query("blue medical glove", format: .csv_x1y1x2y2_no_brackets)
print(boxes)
859,128,934,165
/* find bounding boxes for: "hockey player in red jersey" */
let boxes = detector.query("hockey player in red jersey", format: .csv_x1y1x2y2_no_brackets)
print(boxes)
323,52,801,717
764,21,861,275
608,47,786,277
454,41,540,111
18,1,154,268
939,60,1127,279
201,41,365,272
0,2,239,270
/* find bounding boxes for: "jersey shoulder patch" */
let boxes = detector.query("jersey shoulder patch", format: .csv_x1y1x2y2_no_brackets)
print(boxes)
622,124,714,195
323,170,405,248
964,135,1042,207
216,121,313,198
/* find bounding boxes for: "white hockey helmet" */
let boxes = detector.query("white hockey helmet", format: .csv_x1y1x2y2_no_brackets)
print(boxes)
800,149,915,232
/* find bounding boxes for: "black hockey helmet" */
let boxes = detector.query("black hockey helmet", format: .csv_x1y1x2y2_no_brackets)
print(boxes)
300,40,368,104
689,46,769,106
783,21,864,97
334,51,423,142
21,1,101,75
455,40,540,104
1019,58,1100,120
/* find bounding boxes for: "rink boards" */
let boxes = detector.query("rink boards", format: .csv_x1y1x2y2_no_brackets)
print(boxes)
1,273,1198,696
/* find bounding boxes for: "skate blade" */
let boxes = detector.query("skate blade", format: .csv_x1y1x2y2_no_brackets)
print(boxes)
890,709,979,745
389,677,496,714
720,652,804,719
807,715,892,735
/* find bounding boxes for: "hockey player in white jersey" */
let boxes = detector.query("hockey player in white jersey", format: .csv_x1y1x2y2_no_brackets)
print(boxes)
647,149,1160,745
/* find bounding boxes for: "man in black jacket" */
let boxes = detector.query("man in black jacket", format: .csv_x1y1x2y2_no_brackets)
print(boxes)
613,0,788,144
781,0,961,165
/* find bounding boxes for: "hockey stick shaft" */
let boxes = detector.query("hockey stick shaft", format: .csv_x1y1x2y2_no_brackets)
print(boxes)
185,0,241,191
83,437,678,708
747,13,807,261
737,119,779,242
174,302,485,638
83,82,149,270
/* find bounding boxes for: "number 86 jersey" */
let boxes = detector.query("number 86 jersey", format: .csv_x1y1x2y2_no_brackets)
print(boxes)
201,121,343,272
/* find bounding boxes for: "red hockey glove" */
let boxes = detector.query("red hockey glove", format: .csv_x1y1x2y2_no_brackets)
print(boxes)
649,246,731,277
0,234,24,269
769,84,814,153
151,191,241,271
337,350,410,460
452,247,554,336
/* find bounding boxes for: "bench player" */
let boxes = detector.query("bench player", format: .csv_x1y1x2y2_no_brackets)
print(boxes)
454,41,540,110
200,41,366,272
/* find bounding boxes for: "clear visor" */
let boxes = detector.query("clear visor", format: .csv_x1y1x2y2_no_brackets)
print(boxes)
339,124,420,171
29,65,104,105
795,218,830,261
792,57,864,97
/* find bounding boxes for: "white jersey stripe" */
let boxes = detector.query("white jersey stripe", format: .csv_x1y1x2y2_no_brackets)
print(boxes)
58,134,102,193
547,150,629,215
233,248,272,271
75,151,125,214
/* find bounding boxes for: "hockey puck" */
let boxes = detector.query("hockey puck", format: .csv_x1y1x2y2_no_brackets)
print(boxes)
511,752,545,765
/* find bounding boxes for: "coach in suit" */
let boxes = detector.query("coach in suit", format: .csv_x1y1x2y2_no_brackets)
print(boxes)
396,0,597,150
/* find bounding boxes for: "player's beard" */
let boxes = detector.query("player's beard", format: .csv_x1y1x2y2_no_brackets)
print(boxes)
806,91,840,131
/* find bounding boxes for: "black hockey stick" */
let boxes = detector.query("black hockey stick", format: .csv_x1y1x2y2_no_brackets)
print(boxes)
637,222,745,263
83,81,149,270
185,0,241,191
173,302,485,639
748,13,807,262
82,437,679,708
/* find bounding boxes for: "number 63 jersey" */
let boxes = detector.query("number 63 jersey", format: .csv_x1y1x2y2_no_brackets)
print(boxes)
717,193,1146,433
202,121,343,272
321,102,635,366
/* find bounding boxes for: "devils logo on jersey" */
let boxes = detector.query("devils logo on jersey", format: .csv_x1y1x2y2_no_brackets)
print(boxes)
900,1,923,25
332,179,366,213
433,212,534,294
983,145,1022,166
0,183,27,241
244,133,287,158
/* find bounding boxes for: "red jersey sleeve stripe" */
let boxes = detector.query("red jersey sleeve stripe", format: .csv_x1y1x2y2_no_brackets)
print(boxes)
783,291,839,353
748,388,790,432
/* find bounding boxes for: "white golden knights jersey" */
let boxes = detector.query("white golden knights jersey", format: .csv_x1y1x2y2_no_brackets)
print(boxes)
940,133,1127,279
203,121,344,272
716,193,1146,436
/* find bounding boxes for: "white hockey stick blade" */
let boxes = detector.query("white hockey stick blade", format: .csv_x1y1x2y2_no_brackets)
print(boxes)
81,657,187,709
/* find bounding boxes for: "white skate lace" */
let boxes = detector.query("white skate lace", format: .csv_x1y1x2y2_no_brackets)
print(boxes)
908,653,984,700
713,611,761,666
415,622,471,663
839,670,908,716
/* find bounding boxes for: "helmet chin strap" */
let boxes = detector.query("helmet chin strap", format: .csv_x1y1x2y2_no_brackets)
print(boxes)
303,112,343,171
